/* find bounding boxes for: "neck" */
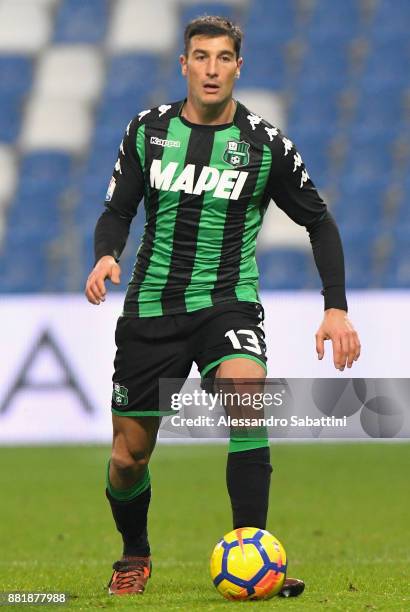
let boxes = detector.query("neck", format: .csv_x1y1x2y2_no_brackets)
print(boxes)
181,97,236,125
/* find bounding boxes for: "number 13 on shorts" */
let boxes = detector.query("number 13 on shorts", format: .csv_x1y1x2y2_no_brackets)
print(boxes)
225,329,262,355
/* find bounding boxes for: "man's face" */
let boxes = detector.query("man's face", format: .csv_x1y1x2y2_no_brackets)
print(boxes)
180,35,242,108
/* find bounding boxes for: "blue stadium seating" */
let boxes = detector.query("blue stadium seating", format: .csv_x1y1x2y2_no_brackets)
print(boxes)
54,0,109,43
333,176,390,230
307,0,362,43
340,228,379,289
380,226,410,288
237,41,286,90
179,3,240,29
257,249,311,290
372,0,410,42
0,0,409,291
0,56,33,142
245,0,297,39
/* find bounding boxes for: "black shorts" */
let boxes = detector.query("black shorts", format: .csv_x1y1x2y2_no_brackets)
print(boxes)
111,301,267,416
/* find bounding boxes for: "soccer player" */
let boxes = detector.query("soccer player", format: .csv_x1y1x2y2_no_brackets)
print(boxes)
85,16,361,597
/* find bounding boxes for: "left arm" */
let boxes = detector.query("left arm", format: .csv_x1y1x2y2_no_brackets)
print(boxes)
265,132,361,370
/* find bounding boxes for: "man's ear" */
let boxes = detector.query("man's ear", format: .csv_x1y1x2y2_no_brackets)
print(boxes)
236,56,243,77
180,54,188,77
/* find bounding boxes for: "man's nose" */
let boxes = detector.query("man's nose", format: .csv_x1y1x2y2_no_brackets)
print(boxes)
206,59,218,76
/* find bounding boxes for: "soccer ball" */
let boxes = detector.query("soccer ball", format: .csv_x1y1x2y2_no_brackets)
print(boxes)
210,527,287,600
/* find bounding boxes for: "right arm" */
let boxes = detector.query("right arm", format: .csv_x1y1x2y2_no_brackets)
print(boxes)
85,118,145,305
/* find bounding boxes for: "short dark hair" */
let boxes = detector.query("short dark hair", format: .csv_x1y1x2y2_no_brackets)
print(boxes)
184,15,243,58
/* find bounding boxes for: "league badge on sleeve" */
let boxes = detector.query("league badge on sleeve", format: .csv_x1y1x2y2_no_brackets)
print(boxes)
223,140,250,167
105,176,116,202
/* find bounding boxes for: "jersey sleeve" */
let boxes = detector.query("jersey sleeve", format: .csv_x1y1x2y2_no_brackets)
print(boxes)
103,117,145,218
94,117,145,263
265,131,347,311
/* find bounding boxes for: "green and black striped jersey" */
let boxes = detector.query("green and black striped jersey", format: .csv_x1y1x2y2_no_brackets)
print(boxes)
96,100,346,317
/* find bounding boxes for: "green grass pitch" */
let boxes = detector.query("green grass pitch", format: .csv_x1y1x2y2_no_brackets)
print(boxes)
1,443,409,610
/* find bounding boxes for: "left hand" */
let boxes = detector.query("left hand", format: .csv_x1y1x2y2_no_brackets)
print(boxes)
315,309,361,371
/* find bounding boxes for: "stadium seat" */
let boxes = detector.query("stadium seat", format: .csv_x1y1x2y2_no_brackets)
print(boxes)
54,0,109,44
298,43,351,89
0,146,17,209
257,248,311,289
380,226,410,288
21,97,93,153
16,152,72,198
179,3,242,31
0,2,53,54
100,53,161,122
235,41,287,90
0,99,22,143
245,0,297,37
340,228,377,289
307,0,362,42
355,84,406,126
34,45,104,104
287,124,335,189
0,56,34,142
371,0,410,42
332,177,389,229
342,127,396,184
0,56,33,100
108,0,178,53
235,89,285,129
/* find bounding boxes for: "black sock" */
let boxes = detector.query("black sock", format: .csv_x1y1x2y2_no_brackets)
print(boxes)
226,447,272,529
106,486,151,557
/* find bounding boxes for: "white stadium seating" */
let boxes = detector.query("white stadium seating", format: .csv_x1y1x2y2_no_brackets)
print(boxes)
20,96,93,153
0,1,53,54
108,0,178,53
34,45,104,104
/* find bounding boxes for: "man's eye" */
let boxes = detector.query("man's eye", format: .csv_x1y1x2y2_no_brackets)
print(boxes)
196,55,205,60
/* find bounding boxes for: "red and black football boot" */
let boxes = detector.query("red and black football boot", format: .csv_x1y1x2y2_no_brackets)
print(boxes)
108,556,152,595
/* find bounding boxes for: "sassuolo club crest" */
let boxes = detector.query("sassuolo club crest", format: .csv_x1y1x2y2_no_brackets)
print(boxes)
223,140,250,167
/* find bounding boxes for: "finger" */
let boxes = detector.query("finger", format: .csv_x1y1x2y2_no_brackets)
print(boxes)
346,333,357,368
110,263,121,285
315,332,325,360
353,332,361,361
86,282,101,305
331,336,344,371
340,334,350,369
95,276,106,301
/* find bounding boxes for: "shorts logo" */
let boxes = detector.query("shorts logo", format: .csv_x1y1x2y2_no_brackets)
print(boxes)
223,140,250,167
113,384,128,406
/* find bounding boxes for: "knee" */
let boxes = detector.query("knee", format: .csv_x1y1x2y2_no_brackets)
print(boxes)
111,434,150,475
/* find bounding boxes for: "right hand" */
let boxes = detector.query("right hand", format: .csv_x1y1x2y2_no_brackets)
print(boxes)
85,255,121,305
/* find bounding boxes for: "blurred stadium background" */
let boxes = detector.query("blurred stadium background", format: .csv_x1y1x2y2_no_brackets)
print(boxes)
0,0,409,293
1,4,409,606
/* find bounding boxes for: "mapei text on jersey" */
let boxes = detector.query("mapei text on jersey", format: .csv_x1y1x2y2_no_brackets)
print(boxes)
150,160,248,200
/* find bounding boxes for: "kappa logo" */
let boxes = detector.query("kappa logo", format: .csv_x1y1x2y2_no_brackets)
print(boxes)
247,113,262,130
282,137,293,156
223,140,250,167
265,126,278,141
114,158,122,174
113,384,129,407
150,160,248,200
150,136,181,148
158,104,172,117
138,109,151,121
